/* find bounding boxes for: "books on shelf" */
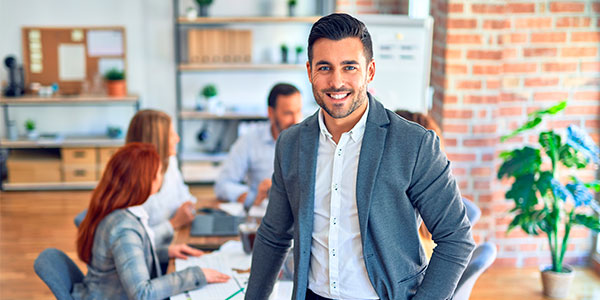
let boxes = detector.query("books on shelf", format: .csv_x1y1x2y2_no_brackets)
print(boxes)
188,29,252,64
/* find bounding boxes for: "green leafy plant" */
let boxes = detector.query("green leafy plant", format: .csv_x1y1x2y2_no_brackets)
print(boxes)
288,0,297,6
498,101,600,273
25,119,36,131
201,84,217,98
295,45,303,54
281,44,289,53
104,68,125,81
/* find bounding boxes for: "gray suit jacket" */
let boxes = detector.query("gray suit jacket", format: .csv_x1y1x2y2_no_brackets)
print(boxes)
246,95,475,300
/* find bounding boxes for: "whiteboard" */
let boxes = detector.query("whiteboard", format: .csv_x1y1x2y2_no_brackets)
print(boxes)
359,15,433,113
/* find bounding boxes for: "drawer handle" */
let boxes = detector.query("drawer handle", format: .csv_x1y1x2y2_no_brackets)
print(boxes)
74,151,86,158
74,169,86,176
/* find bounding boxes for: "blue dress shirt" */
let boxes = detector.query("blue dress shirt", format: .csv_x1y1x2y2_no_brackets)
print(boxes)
214,122,275,207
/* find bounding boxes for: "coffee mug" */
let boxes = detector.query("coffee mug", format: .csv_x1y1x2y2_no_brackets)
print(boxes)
239,222,258,254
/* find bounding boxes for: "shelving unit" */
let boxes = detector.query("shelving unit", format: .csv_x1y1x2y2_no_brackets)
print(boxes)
172,0,317,183
0,94,139,190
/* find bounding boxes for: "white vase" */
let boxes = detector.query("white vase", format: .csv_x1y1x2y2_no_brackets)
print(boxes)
27,130,38,140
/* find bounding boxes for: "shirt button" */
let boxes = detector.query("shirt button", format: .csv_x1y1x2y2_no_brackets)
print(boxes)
333,184,338,191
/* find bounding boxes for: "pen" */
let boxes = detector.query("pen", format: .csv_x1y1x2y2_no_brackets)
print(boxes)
225,287,244,300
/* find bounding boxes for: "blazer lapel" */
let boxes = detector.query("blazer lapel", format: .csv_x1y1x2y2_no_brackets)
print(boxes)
356,95,389,244
297,113,319,262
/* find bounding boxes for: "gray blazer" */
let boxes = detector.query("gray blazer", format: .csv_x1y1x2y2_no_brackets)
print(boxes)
246,95,475,300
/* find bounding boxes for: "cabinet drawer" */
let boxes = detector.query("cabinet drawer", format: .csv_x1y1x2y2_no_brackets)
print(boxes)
98,147,119,178
64,165,96,182
7,160,62,183
62,148,97,165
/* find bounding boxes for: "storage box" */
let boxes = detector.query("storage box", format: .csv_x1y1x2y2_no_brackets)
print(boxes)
63,165,96,182
98,147,119,178
6,150,62,183
61,147,97,165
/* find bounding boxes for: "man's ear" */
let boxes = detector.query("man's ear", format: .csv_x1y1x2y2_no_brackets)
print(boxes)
306,61,312,82
267,106,274,120
367,59,375,83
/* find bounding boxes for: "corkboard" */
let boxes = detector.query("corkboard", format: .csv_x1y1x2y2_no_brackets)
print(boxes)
21,26,126,95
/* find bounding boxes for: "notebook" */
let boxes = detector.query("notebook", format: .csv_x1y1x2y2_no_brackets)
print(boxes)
190,214,244,237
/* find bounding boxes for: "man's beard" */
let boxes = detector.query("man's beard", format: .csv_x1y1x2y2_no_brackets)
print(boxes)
313,83,367,119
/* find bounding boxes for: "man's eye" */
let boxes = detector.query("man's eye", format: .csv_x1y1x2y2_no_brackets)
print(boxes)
345,66,357,70
318,66,330,71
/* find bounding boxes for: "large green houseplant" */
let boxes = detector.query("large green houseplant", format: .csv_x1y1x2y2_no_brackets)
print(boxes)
498,101,600,297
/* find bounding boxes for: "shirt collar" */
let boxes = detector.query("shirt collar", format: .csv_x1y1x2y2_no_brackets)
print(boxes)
262,122,277,144
127,205,149,221
318,100,370,143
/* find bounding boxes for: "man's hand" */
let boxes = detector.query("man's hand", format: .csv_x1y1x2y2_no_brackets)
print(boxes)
168,243,203,259
237,192,248,204
254,178,272,206
169,201,195,229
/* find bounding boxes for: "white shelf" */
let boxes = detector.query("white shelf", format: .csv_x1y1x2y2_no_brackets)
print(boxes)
2,181,97,191
0,94,139,105
180,111,267,120
177,16,320,24
0,138,124,148
180,151,227,163
179,63,305,72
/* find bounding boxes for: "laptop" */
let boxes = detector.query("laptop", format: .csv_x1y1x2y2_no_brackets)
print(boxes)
190,213,244,237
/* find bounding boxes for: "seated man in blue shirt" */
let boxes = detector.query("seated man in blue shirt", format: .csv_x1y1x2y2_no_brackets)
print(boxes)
214,83,302,207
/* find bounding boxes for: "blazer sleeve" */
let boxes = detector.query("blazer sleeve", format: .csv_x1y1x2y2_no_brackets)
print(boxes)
110,227,207,300
245,138,294,300
407,130,476,300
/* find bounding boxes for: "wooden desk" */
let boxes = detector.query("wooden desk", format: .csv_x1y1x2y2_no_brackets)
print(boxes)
166,196,240,273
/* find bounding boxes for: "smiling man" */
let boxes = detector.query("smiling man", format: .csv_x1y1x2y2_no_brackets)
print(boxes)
245,14,475,300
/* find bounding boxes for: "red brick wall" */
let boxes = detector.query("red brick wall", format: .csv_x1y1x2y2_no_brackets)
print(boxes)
338,0,600,267
430,0,599,267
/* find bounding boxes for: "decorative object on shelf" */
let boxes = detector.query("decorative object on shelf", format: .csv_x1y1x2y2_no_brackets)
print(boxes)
195,0,213,17
295,45,304,64
3,56,25,97
199,84,224,114
186,7,198,20
288,0,297,17
497,101,600,298
7,120,18,141
106,126,123,139
104,68,126,97
25,119,38,140
280,44,289,64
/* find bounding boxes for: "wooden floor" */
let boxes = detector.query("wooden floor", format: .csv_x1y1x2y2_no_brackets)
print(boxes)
1,187,599,299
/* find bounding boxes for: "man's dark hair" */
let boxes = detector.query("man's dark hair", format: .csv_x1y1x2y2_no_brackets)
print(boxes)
268,83,300,108
308,13,373,64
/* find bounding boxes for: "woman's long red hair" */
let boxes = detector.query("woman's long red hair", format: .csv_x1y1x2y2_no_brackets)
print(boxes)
77,142,160,264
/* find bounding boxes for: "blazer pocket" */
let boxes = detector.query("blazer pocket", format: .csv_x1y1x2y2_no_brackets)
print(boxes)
397,265,427,285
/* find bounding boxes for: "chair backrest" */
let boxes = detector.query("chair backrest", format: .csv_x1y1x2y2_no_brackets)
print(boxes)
34,248,84,300
462,197,481,226
453,242,497,300
74,209,88,227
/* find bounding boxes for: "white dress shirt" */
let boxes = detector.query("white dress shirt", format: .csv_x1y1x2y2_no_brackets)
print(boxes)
309,103,379,300
142,155,197,245
214,122,276,207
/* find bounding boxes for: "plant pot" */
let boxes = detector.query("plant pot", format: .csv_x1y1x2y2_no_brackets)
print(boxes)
540,265,575,298
27,130,38,140
198,5,209,17
106,80,127,97
288,5,296,17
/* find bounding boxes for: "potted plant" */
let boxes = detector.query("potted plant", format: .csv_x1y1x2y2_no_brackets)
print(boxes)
288,0,297,17
104,68,126,97
195,0,213,17
25,119,38,140
498,101,600,298
280,44,289,64
199,84,223,114
295,45,304,64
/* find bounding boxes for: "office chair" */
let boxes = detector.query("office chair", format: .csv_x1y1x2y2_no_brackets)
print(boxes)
34,248,84,300
462,197,481,226
453,242,497,300
74,209,87,227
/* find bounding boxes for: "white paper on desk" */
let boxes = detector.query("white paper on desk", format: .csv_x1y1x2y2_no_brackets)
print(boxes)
219,201,268,218
175,241,251,300
87,30,123,56
58,44,86,81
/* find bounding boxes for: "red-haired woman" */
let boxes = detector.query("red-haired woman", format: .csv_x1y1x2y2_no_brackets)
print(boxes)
73,143,229,300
